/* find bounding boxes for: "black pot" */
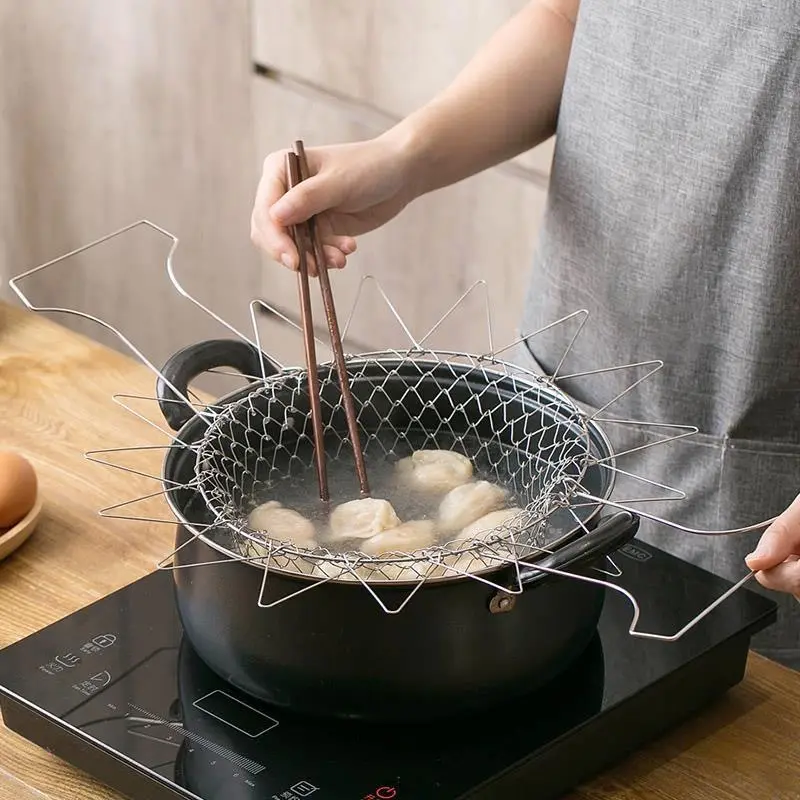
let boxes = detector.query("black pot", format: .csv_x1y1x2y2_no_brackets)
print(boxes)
158,340,638,722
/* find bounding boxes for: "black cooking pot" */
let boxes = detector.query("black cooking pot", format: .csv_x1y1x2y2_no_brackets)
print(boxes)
158,339,638,722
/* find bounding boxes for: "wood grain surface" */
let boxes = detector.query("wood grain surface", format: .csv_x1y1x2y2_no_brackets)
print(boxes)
1,301,800,800
0,0,261,370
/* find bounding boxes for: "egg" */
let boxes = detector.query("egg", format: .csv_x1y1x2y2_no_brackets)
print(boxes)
0,451,38,530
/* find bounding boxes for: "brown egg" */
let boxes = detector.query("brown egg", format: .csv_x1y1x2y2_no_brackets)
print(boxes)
0,451,38,530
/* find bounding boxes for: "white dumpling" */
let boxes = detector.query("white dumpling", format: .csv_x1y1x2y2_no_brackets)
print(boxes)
453,507,524,545
360,519,438,556
427,552,465,578
247,501,316,546
306,559,354,580
437,480,507,533
337,562,410,582
328,498,401,541
428,552,489,578
395,449,473,493
259,549,317,577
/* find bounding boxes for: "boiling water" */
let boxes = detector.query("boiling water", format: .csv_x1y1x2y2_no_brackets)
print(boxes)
246,428,531,554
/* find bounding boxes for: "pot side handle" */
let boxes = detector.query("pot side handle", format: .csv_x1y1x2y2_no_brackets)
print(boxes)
518,510,640,591
157,339,276,431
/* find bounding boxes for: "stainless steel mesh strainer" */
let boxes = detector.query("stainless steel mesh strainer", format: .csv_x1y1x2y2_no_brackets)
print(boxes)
9,219,781,640
194,351,594,583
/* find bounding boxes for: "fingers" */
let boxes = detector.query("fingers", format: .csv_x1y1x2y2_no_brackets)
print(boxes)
317,215,357,266
299,241,357,277
754,556,800,597
251,151,299,269
745,492,800,571
333,234,357,255
323,245,347,270
305,218,357,273
746,492,800,599
251,151,358,272
270,173,340,227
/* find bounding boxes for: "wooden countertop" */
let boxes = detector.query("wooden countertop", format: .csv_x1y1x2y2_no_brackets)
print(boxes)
1,300,800,800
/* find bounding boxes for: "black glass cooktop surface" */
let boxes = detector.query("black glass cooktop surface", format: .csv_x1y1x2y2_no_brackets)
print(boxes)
0,539,776,800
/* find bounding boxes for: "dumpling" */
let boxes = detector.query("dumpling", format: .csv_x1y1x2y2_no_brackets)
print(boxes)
395,449,473,493
247,501,316,546
259,548,317,576
340,562,409,582
453,507,524,545
428,552,493,578
425,510,523,577
437,480,507,533
328,498,401,542
305,558,354,580
360,519,438,556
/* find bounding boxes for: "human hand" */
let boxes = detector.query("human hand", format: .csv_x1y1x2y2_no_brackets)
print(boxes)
745,493,800,599
250,135,415,276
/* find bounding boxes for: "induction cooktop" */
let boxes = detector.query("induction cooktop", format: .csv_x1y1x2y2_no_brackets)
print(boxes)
0,539,776,800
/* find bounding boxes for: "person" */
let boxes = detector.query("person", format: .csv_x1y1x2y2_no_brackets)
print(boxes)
250,0,800,668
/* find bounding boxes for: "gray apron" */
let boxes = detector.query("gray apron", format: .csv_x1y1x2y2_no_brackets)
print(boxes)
519,0,800,668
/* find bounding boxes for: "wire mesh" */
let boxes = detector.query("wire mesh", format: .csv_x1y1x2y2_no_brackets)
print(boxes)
194,351,593,582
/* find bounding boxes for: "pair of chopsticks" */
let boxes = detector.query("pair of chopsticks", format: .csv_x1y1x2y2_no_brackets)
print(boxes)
284,140,370,502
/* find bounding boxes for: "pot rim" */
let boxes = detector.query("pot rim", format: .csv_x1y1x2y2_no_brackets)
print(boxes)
161,357,618,585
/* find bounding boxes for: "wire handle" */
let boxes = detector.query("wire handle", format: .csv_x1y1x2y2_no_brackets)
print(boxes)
543,484,776,640
10,218,776,636
574,488,776,536
516,556,758,642
7,220,216,432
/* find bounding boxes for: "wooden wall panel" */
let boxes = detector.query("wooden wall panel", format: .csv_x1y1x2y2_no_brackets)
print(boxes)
0,1,261,382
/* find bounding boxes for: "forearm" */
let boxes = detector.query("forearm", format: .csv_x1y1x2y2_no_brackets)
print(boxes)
386,0,578,198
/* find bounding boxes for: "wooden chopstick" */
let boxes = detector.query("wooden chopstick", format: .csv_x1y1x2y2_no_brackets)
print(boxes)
285,151,329,502
292,140,370,497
